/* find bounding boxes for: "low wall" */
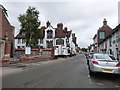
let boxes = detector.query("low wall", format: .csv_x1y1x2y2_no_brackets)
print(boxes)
16,48,55,63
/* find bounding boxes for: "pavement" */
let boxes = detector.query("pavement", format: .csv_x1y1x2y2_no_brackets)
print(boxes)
0,56,74,77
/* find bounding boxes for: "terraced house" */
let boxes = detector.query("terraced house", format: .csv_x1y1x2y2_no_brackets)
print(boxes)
91,1,120,60
98,24,120,60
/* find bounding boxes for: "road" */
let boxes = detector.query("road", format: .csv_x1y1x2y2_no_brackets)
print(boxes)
2,54,120,88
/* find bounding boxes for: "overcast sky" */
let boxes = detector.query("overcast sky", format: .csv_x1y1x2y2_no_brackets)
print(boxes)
1,0,120,48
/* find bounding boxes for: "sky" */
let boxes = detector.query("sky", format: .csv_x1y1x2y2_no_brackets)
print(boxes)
0,0,120,48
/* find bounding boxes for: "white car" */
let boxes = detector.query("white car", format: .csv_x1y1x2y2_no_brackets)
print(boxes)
88,53,120,75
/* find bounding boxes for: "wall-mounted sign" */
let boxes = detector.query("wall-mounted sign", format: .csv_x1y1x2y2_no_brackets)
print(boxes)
25,47,31,55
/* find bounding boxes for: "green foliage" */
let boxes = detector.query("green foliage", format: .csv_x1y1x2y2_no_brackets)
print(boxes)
18,6,43,48
81,48,87,52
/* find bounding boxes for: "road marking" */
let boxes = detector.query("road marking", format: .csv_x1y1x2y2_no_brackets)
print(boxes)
115,85,120,87
88,75,90,78
89,78,94,84
97,83,104,85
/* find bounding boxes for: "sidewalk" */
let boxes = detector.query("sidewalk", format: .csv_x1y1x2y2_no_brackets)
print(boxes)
0,56,73,77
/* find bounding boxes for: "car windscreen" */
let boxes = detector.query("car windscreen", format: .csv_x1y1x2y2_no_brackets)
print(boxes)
95,54,112,60
109,55,116,60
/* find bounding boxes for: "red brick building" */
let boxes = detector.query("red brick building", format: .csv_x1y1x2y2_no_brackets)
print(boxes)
97,19,113,44
0,5,15,62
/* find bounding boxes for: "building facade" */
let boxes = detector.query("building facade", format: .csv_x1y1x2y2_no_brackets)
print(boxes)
92,19,120,60
0,5,15,61
15,21,78,57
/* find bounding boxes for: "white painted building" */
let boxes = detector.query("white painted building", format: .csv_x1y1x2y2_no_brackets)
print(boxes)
15,21,78,56
15,34,26,49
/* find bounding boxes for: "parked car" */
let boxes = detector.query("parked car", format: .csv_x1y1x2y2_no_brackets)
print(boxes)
88,53,120,75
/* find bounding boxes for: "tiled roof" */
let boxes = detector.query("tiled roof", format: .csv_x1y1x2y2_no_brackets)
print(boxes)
112,24,120,34
72,37,76,44
55,28,72,38
55,28,66,38
98,25,113,44
93,34,97,39
100,25,112,38
66,30,72,37
15,34,25,39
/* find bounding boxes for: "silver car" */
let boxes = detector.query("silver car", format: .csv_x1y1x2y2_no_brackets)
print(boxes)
88,53,120,75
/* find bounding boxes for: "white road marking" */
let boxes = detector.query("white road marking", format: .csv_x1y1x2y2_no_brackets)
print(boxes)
97,83,104,85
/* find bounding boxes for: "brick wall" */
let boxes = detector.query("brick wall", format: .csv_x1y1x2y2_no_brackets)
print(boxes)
0,7,14,59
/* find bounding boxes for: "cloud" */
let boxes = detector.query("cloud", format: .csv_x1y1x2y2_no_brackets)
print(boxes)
1,0,119,48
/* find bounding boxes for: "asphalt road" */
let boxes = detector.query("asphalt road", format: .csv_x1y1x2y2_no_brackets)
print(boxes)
2,54,120,88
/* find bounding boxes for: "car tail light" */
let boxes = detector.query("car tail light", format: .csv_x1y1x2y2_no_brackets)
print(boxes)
92,61,99,65
116,63,120,67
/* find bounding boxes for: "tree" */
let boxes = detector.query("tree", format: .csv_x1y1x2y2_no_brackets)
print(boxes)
18,6,41,48
81,48,87,52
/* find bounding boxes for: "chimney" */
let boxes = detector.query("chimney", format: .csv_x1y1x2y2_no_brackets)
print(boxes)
57,23,63,30
46,21,51,27
103,18,107,26
72,33,75,37
64,27,67,31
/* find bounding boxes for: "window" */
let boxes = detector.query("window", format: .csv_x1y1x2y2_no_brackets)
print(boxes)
40,39,43,44
17,46,20,49
22,39,25,44
109,49,112,55
47,41,53,48
56,39,64,45
109,55,116,60
109,37,112,46
18,39,21,44
95,54,112,60
116,31,119,38
22,46,25,48
99,32,105,39
47,30,53,39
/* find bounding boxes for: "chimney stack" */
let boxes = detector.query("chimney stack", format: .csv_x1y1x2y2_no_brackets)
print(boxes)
57,23,63,30
64,27,67,31
103,18,107,26
46,21,51,27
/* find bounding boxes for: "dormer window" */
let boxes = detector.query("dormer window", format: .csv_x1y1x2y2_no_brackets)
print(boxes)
99,32,105,39
47,30,53,39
